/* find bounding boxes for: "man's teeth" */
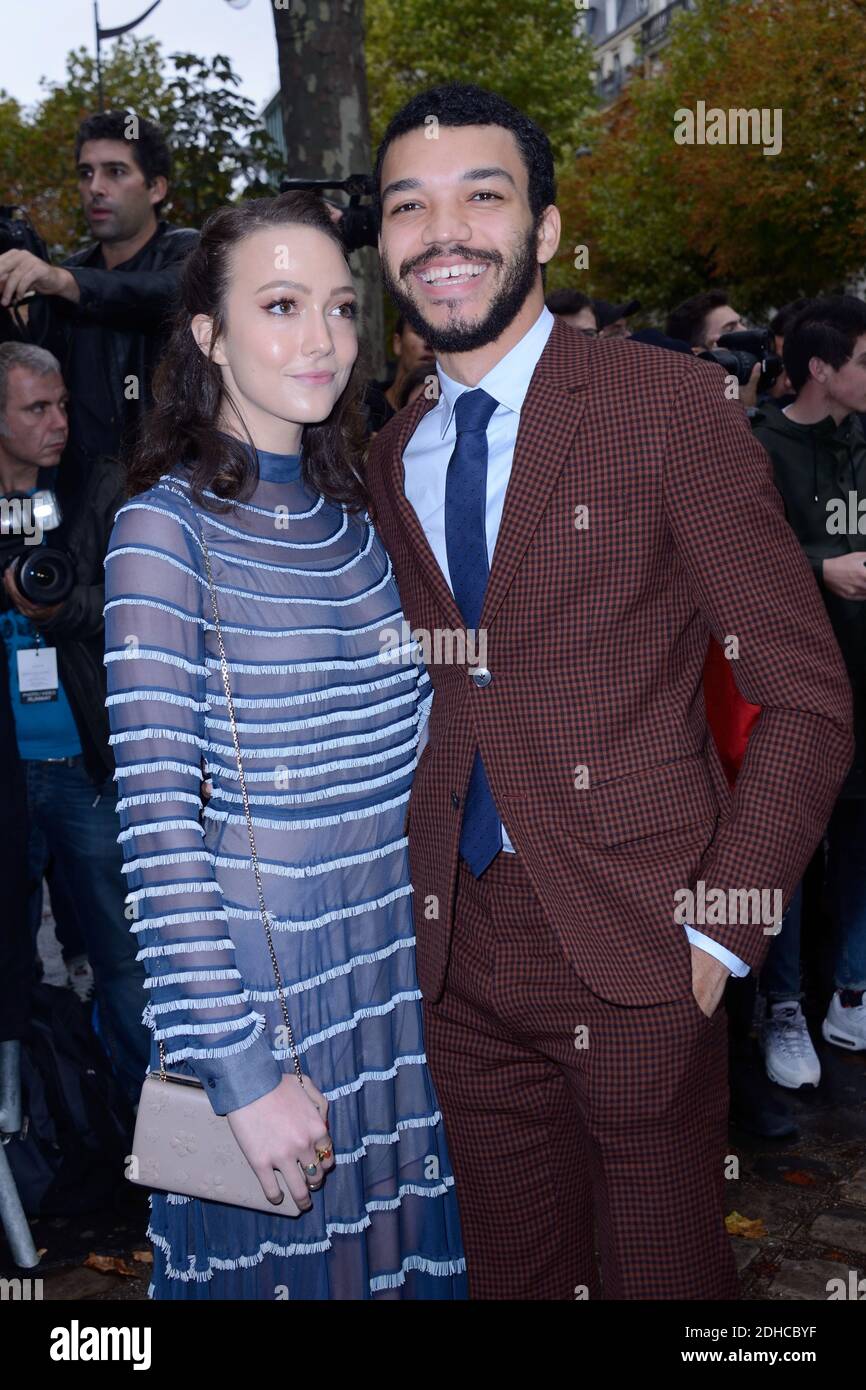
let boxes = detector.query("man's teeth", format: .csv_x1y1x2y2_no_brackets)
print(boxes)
418,263,486,283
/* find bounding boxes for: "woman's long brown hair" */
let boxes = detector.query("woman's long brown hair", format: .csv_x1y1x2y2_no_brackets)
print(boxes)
126,190,369,511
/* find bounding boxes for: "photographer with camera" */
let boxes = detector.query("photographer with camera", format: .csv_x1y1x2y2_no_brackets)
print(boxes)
0,111,197,498
667,289,764,408
0,341,149,1106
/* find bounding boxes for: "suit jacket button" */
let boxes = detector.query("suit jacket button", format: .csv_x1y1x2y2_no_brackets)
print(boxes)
450,791,460,809
471,667,492,687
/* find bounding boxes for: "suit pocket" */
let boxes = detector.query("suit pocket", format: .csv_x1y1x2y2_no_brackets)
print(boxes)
573,753,719,850
684,983,724,1028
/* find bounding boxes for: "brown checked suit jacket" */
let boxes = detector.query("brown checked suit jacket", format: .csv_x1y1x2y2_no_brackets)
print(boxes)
365,316,855,1006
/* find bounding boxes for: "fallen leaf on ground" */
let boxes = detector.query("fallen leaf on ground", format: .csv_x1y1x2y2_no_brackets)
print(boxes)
83,1253,139,1278
725,1211,768,1239
782,1169,817,1186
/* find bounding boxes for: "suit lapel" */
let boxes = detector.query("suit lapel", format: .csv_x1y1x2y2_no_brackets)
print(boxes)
384,390,465,631
382,315,590,636
479,316,589,630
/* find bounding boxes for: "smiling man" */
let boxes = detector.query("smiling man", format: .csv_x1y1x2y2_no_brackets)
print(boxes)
365,83,855,1301
0,110,197,501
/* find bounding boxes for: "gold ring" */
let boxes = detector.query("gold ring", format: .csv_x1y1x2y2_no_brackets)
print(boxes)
315,1145,333,1162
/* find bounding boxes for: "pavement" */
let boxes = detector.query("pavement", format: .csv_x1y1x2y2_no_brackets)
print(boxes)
1,881,864,1303
732,1014,866,1301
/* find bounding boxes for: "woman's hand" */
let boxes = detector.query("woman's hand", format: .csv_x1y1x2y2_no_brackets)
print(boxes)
226,1073,335,1211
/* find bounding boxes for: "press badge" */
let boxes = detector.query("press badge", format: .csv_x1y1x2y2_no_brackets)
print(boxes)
17,645,59,703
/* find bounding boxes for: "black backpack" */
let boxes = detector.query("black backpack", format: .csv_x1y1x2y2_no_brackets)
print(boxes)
4,984,134,1216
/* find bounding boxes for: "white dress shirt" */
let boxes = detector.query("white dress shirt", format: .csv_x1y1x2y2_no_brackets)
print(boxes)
402,304,748,978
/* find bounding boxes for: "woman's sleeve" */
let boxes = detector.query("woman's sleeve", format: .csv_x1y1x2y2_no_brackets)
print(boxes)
103,488,283,1115
415,657,433,755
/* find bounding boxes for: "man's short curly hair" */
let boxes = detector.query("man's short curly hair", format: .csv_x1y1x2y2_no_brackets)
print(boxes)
74,110,172,213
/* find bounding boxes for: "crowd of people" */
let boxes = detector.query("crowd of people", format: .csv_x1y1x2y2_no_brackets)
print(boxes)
0,83,863,1299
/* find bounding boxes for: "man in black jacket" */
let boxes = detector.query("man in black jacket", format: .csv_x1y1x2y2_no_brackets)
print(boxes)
0,341,148,1103
752,295,866,1072
0,110,197,499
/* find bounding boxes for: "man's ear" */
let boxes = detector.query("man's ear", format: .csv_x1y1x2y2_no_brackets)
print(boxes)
536,204,561,266
191,313,227,367
148,175,169,210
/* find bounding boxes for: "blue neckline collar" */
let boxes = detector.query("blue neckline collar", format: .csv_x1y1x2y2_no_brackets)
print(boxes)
255,448,302,482
216,431,302,482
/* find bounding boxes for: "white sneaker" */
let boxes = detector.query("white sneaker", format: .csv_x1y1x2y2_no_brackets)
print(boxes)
760,1001,821,1088
822,990,866,1052
65,954,95,1003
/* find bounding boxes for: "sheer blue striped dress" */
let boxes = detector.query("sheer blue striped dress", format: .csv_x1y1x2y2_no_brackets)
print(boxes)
103,444,467,1299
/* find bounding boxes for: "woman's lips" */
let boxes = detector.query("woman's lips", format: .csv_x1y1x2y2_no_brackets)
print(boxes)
292,372,335,385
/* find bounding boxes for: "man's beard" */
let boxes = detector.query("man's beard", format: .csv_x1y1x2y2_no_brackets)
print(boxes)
381,220,541,354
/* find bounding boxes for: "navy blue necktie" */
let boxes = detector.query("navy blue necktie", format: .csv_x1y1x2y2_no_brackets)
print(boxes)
444,388,502,877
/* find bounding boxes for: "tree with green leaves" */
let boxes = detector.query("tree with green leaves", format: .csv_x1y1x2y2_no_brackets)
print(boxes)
555,0,866,317
364,0,596,166
0,36,283,257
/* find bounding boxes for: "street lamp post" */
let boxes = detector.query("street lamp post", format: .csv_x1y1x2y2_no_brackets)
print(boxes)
94,0,164,110
93,0,252,110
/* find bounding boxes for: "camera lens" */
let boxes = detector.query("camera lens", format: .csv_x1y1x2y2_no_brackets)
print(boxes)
16,547,74,605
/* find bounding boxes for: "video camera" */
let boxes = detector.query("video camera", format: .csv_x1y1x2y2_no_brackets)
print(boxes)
279,174,378,253
698,328,783,395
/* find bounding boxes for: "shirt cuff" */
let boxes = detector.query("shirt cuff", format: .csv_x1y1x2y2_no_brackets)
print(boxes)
187,1030,283,1115
683,924,750,977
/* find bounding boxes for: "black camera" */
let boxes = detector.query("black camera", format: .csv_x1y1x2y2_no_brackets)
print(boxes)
279,175,377,253
0,205,50,345
0,205,48,260
698,328,783,394
0,489,74,609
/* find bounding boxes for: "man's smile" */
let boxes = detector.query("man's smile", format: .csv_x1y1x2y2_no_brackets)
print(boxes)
412,259,491,300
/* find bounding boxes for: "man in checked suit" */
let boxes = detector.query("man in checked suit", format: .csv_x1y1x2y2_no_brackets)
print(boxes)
365,83,855,1300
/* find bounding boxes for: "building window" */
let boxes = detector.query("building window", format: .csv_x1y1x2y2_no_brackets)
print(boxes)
574,4,596,37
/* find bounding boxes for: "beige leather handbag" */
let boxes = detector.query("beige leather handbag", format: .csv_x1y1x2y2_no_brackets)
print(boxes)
127,525,328,1216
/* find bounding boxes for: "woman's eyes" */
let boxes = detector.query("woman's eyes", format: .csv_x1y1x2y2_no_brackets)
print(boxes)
264,298,358,318
264,297,296,315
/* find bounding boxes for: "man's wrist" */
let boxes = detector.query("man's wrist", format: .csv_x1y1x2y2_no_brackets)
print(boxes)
683,924,750,977
54,268,81,304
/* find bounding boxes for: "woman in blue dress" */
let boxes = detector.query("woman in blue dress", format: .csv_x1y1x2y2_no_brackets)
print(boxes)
104,190,467,1299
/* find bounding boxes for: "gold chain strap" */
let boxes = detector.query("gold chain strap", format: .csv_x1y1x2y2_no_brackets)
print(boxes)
157,520,303,1088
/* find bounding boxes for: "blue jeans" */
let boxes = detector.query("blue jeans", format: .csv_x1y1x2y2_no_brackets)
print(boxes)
27,831,88,962
760,882,804,1002
761,798,866,999
826,799,866,991
25,756,150,1104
